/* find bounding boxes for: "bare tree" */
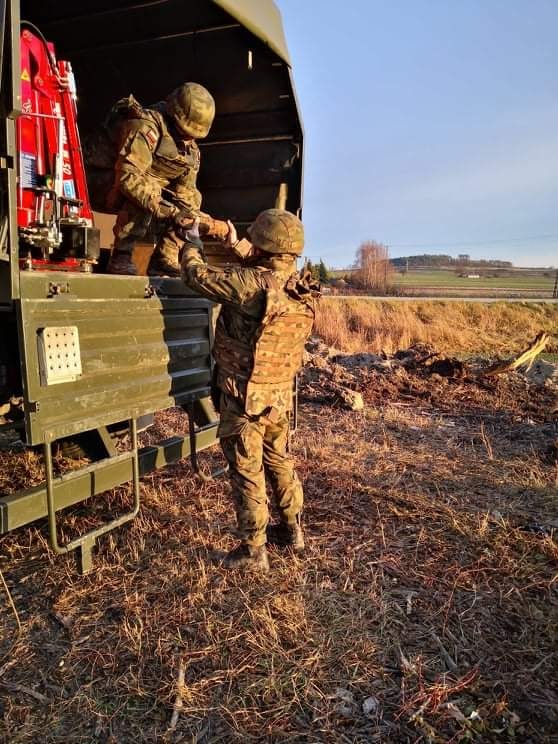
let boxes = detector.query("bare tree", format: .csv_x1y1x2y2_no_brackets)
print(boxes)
353,241,394,294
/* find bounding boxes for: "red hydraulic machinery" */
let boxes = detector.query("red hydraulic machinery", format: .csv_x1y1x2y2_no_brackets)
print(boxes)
17,24,99,271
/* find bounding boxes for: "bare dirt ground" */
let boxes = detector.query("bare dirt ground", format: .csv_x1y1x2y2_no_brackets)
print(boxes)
0,346,557,743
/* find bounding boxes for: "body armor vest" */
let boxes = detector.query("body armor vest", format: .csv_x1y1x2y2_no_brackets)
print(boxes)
213,272,316,417
142,102,200,186
85,96,200,212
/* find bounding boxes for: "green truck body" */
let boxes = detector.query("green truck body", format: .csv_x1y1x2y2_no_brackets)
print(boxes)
0,0,303,570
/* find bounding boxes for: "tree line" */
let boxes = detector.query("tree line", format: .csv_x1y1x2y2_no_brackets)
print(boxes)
391,255,513,268
305,244,520,295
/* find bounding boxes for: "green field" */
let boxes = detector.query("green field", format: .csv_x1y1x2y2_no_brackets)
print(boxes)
392,269,555,289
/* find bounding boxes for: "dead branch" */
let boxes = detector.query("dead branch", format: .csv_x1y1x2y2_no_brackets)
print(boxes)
482,332,549,377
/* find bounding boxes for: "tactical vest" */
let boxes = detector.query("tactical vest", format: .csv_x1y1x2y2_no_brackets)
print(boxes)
213,272,316,417
85,96,200,212
140,101,200,187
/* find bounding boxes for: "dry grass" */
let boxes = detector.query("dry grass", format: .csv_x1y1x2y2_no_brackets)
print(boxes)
0,364,557,742
315,298,558,355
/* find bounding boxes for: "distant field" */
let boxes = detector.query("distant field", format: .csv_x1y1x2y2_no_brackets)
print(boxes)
332,268,556,291
392,269,555,289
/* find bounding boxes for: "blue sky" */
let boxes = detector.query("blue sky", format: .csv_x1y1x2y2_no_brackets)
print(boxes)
277,0,558,268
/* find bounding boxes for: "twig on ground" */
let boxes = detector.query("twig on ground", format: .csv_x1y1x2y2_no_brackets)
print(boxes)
479,421,494,460
0,565,21,632
166,656,187,735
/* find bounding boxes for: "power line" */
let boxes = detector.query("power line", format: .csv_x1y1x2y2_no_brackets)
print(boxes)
387,234,558,249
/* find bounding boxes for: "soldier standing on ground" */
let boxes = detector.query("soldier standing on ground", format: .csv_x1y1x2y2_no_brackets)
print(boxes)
180,210,320,572
85,82,227,276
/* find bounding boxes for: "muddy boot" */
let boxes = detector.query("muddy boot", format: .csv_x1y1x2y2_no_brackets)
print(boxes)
266,522,305,553
222,543,270,573
147,247,181,277
107,248,137,275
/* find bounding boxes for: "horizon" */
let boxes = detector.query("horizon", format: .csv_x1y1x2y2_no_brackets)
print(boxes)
327,250,557,271
277,0,558,269
312,255,557,272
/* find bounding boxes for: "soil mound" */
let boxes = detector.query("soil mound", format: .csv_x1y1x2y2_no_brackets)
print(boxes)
301,338,558,423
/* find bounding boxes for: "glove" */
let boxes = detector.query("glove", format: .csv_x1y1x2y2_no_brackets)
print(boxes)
183,217,200,243
181,217,203,248
173,209,202,245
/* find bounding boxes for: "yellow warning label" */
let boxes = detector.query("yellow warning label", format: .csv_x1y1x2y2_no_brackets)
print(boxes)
21,68,31,82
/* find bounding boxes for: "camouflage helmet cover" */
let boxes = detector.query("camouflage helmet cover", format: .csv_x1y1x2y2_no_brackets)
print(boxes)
248,209,304,256
165,83,215,139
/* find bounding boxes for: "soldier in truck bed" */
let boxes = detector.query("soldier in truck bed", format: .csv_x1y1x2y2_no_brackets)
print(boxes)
85,82,227,276
180,209,321,573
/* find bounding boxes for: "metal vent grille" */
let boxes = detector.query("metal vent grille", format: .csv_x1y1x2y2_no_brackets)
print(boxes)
38,326,82,385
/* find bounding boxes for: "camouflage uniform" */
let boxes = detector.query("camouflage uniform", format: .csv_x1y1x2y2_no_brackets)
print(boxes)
111,104,202,274
85,84,214,275
181,215,318,550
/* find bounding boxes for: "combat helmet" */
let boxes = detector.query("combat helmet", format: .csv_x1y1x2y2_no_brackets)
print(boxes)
248,209,304,256
165,83,215,139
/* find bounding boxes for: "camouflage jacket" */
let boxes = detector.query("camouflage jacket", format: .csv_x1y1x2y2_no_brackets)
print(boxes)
181,245,319,417
110,100,201,219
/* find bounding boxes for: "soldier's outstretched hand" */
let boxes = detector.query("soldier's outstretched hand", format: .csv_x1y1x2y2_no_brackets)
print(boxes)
224,220,238,248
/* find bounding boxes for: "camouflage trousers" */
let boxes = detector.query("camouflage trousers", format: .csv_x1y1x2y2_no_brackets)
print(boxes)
86,168,180,273
218,394,303,547
113,201,180,266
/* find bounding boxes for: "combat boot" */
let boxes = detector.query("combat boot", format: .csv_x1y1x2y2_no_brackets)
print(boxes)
222,543,270,573
147,248,181,277
266,522,305,553
107,249,137,275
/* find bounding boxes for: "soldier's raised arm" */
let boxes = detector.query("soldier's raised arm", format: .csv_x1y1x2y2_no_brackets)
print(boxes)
180,221,261,306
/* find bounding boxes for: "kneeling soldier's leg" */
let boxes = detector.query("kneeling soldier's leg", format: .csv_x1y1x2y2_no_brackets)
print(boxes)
109,204,152,275
147,229,181,277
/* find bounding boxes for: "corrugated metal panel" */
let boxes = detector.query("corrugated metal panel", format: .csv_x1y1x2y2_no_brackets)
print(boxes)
17,273,213,445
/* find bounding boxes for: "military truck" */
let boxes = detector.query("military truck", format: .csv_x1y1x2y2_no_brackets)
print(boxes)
0,0,303,571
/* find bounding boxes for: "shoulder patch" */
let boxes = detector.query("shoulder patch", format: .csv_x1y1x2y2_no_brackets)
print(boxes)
144,128,159,149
